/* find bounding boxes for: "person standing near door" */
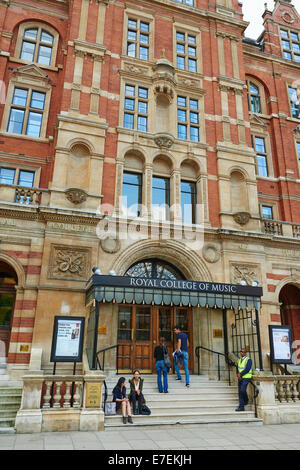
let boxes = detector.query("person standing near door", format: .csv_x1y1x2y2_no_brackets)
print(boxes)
154,336,169,393
174,325,190,387
235,348,253,412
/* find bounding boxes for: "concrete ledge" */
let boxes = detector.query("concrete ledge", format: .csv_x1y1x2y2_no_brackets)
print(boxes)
15,409,42,434
42,409,81,432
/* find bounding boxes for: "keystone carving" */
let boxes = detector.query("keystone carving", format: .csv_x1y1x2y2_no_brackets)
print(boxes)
154,132,175,149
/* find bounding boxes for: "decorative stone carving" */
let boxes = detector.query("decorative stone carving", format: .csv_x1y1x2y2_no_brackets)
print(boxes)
48,245,91,281
202,243,221,264
281,10,295,24
65,188,87,205
153,50,176,103
231,264,259,286
233,212,251,225
100,238,120,254
154,133,175,149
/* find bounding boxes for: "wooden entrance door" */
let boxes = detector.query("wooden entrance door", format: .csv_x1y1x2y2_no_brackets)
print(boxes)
117,304,193,373
117,305,152,372
154,307,193,373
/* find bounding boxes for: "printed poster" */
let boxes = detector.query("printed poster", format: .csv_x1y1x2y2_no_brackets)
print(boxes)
55,319,82,358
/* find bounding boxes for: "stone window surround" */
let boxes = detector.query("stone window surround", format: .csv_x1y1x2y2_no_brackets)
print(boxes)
173,21,202,75
0,163,41,188
13,21,60,70
122,8,154,62
114,150,204,224
251,130,274,179
259,201,278,220
279,26,300,63
0,65,52,140
246,76,267,115
287,83,300,120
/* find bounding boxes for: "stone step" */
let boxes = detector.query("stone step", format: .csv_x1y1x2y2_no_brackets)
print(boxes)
0,417,16,428
0,402,21,410
104,411,262,428
0,427,16,434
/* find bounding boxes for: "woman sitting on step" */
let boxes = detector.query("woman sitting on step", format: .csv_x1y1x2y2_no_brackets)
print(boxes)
129,370,144,415
112,377,133,425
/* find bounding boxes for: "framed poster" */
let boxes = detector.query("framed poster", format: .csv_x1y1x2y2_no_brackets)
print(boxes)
50,316,85,363
269,325,293,364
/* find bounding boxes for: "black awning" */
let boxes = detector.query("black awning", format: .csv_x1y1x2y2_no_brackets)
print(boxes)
86,275,262,310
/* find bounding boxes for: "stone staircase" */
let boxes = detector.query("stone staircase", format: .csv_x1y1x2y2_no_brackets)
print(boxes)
103,374,263,428
0,382,23,434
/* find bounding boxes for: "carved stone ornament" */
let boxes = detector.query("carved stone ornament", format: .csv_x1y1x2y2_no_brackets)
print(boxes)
231,264,259,286
281,10,295,24
233,212,251,225
154,132,175,149
65,188,87,205
100,237,120,254
48,245,91,281
202,243,221,264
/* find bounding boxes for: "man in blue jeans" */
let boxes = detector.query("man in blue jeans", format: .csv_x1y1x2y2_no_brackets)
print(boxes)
174,326,190,387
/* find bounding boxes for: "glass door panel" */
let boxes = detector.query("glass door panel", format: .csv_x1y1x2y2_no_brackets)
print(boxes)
117,306,132,341
136,308,150,341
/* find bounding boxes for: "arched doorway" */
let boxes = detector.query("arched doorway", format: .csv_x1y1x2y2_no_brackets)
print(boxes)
280,284,300,343
0,262,17,358
117,259,193,372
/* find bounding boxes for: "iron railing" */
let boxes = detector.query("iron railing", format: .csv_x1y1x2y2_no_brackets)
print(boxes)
96,345,119,410
195,345,235,385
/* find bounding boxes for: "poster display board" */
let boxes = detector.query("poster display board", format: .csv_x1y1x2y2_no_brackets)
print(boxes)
50,316,85,363
269,325,293,364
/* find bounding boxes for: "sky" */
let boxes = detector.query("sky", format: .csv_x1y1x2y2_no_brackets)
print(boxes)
242,0,300,38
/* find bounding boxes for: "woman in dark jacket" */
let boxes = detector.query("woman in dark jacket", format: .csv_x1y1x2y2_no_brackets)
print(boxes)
112,377,133,424
129,370,144,415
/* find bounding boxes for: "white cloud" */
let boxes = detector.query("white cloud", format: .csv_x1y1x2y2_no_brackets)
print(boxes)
242,0,300,39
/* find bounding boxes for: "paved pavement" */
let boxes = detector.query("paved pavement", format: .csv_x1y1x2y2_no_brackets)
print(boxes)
0,423,300,450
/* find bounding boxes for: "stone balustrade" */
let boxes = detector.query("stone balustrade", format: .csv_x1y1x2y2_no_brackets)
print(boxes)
274,375,300,403
263,219,300,238
41,375,84,409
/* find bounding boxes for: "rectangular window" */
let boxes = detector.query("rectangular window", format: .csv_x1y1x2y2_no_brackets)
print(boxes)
252,136,269,177
127,18,149,61
288,86,300,119
0,167,16,185
280,29,300,63
176,32,197,72
177,96,199,142
124,84,148,132
261,205,273,220
7,87,46,137
181,180,196,224
173,0,194,5
122,172,142,217
152,176,170,221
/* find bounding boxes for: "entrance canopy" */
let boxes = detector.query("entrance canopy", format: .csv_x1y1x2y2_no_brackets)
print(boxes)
86,275,263,310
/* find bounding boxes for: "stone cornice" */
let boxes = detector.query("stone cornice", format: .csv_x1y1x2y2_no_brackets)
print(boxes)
0,206,106,225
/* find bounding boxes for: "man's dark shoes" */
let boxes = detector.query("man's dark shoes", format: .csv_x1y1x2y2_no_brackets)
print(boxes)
235,407,245,412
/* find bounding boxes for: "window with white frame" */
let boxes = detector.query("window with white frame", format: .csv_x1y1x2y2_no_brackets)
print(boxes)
280,29,300,63
126,18,150,61
124,84,149,132
177,96,199,142
288,86,300,119
252,136,269,177
176,31,197,72
7,87,46,138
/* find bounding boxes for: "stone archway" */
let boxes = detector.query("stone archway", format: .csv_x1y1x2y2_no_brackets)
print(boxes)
279,283,300,343
0,261,18,358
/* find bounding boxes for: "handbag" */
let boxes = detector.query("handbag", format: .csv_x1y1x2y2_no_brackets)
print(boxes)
104,402,116,416
163,345,172,369
141,404,151,415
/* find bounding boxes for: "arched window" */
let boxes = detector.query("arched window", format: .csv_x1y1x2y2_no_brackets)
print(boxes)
14,22,59,69
20,27,54,66
247,82,261,114
125,259,185,280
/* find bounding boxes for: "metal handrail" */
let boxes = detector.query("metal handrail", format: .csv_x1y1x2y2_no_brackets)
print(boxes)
195,346,259,417
195,345,236,385
96,345,119,410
